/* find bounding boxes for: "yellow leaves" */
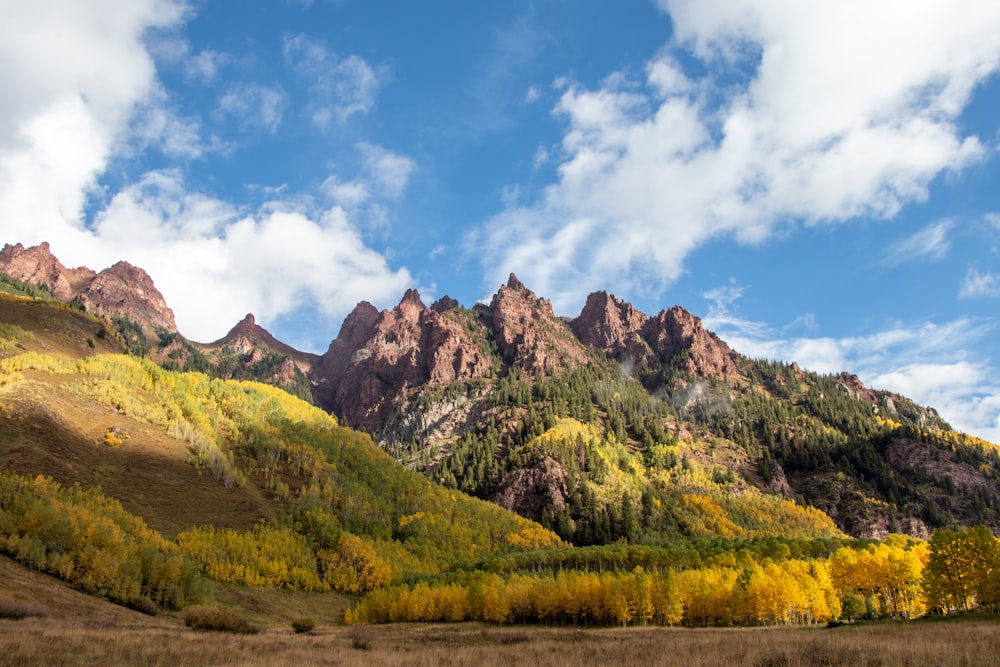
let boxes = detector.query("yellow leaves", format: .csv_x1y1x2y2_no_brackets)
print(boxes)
0,472,205,609
177,524,325,591
678,494,745,540
505,521,563,549
317,533,394,594
347,569,684,627
397,511,430,528
103,427,128,447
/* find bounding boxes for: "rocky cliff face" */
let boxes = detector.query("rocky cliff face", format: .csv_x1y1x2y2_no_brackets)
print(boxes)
0,242,97,301
209,313,318,372
571,291,651,364
0,243,177,336
641,305,741,378
313,289,495,433
76,261,178,336
571,291,741,379
485,274,591,374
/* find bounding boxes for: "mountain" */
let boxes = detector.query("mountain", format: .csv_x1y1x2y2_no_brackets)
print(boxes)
0,242,314,401
3,242,998,544
0,242,177,342
313,276,998,543
0,292,562,605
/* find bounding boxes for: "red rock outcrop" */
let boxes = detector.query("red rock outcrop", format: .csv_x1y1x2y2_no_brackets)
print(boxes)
313,289,495,431
571,291,740,379
0,243,177,337
208,313,320,373
571,291,652,365
76,261,177,336
485,274,589,374
641,305,741,378
0,242,96,301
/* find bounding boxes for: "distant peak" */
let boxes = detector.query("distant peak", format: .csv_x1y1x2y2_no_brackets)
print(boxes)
506,273,526,291
431,295,459,313
223,313,264,339
230,313,258,332
400,288,426,309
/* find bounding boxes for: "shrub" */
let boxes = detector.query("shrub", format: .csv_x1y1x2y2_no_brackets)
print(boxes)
291,617,316,633
348,624,373,650
125,596,159,616
182,605,259,634
0,595,47,620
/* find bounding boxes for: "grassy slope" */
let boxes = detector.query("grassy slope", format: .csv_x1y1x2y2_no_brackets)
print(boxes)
1,549,997,667
0,295,286,537
0,295,563,610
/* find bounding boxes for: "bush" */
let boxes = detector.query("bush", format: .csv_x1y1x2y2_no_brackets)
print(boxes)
182,605,259,634
291,617,316,633
125,596,159,616
348,624,374,650
0,595,47,620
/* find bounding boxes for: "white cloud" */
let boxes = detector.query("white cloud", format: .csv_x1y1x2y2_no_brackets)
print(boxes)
711,308,1000,443
883,218,955,266
960,267,1000,299
283,34,388,127
358,143,416,199
90,169,413,345
477,0,1000,313
218,83,289,133
0,2,415,350
185,49,229,83
0,0,185,245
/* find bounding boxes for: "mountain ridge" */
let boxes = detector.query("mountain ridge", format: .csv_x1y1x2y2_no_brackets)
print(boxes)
3,241,997,544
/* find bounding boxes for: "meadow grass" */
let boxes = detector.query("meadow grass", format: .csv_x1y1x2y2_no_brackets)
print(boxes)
0,617,998,667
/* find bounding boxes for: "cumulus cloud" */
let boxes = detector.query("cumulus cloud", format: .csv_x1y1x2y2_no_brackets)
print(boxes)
90,169,413,344
960,267,1000,299
477,0,1000,313
705,289,1000,443
0,0,185,243
283,34,388,127
0,1,415,349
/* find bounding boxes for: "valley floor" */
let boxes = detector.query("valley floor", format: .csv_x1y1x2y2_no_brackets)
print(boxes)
2,617,1000,667
2,556,999,666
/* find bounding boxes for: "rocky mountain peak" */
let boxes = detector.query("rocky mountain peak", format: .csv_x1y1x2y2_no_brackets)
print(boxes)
399,288,426,311
0,243,176,337
506,272,527,292
77,261,178,336
0,241,97,301
487,275,587,373
431,295,460,313
313,291,494,431
571,291,651,363
640,305,740,378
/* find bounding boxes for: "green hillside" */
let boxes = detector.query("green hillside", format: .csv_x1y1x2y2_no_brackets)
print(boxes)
0,295,561,612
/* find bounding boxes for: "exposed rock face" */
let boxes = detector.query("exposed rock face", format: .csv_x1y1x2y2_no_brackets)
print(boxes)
491,456,570,522
76,261,177,336
486,274,590,374
210,313,319,372
571,291,652,365
313,289,495,432
0,243,177,336
641,305,741,378
0,242,96,301
571,291,740,378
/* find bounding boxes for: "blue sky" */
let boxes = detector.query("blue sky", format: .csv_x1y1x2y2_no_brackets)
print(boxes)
1,1,999,442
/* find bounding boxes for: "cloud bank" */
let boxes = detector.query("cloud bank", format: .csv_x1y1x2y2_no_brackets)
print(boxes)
0,0,412,347
478,0,1000,309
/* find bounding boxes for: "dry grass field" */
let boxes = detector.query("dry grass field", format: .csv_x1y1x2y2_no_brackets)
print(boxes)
2,556,999,667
